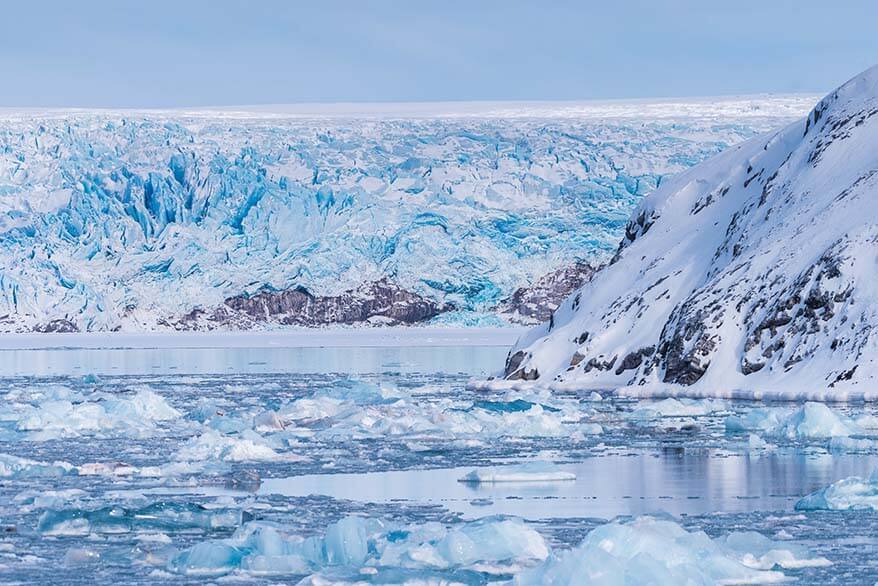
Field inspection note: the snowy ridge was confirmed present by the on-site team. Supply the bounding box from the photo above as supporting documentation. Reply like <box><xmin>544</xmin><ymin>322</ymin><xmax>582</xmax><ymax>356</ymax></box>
<box><xmin>0</xmin><ymin>98</ymin><xmax>805</xmax><ymax>331</ymax></box>
<box><xmin>499</xmin><ymin>66</ymin><xmax>878</xmax><ymax>399</ymax></box>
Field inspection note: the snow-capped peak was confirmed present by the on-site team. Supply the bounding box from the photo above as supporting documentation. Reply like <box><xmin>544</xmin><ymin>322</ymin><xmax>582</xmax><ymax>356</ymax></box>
<box><xmin>504</xmin><ymin>65</ymin><xmax>878</xmax><ymax>399</ymax></box>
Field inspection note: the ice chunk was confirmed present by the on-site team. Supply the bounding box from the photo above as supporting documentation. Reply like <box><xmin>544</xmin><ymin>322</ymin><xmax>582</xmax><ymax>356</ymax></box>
<box><xmin>515</xmin><ymin>516</ymin><xmax>805</xmax><ymax>585</ymax></box>
<box><xmin>12</xmin><ymin>389</ymin><xmax>180</xmax><ymax>440</ymax></box>
<box><xmin>725</xmin><ymin>402</ymin><xmax>860</xmax><ymax>439</ymax></box>
<box><xmin>796</xmin><ymin>473</ymin><xmax>878</xmax><ymax>511</ymax></box>
<box><xmin>169</xmin><ymin>515</ymin><xmax>547</xmax><ymax>578</ymax></box>
<box><xmin>748</xmin><ymin>433</ymin><xmax>774</xmax><ymax>451</ymax></box>
<box><xmin>38</xmin><ymin>502</ymin><xmax>246</xmax><ymax>536</ymax></box>
<box><xmin>459</xmin><ymin>463</ymin><xmax>575</xmax><ymax>483</ymax></box>
<box><xmin>169</xmin><ymin>542</ymin><xmax>244</xmax><ymax>576</ymax></box>
<box><xmin>719</xmin><ymin>531</ymin><xmax>831</xmax><ymax>569</ymax></box>
<box><xmin>176</xmin><ymin>429</ymin><xmax>302</xmax><ymax>462</ymax></box>
<box><xmin>0</xmin><ymin>453</ymin><xmax>75</xmax><ymax>478</ymax></box>
<box><xmin>633</xmin><ymin>397</ymin><xmax>728</xmax><ymax>418</ymax></box>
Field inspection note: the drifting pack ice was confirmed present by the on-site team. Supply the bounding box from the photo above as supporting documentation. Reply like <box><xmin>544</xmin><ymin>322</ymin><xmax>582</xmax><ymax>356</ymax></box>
<box><xmin>504</xmin><ymin>66</ymin><xmax>878</xmax><ymax>399</ymax></box>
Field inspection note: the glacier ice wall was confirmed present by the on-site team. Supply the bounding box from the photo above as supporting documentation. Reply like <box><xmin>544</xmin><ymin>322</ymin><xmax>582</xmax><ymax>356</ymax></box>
<box><xmin>0</xmin><ymin>99</ymin><xmax>810</xmax><ymax>330</ymax></box>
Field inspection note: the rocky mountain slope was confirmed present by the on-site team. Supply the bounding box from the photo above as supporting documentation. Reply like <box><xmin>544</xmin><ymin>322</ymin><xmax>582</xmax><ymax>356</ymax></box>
<box><xmin>0</xmin><ymin>98</ymin><xmax>808</xmax><ymax>331</ymax></box>
<box><xmin>503</xmin><ymin>67</ymin><xmax>878</xmax><ymax>398</ymax></box>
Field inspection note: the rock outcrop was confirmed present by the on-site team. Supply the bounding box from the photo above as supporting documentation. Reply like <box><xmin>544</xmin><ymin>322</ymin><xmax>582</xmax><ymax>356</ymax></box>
<box><xmin>169</xmin><ymin>278</ymin><xmax>452</xmax><ymax>329</ymax></box>
<box><xmin>495</xmin><ymin>261</ymin><xmax>598</xmax><ymax>324</ymax></box>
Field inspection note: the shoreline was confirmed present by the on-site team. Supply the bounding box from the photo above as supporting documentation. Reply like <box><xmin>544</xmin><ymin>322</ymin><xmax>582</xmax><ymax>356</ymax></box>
<box><xmin>0</xmin><ymin>326</ymin><xmax>525</xmax><ymax>351</ymax></box>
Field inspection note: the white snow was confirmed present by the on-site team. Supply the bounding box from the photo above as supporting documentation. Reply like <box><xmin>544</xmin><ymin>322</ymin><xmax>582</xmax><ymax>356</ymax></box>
<box><xmin>501</xmin><ymin>65</ymin><xmax>878</xmax><ymax>399</ymax></box>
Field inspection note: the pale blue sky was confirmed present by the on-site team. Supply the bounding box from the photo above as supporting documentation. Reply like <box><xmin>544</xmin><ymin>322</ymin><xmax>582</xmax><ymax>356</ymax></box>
<box><xmin>1</xmin><ymin>0</ymin><xmax>876</xmax><ymax>107</ymax></box>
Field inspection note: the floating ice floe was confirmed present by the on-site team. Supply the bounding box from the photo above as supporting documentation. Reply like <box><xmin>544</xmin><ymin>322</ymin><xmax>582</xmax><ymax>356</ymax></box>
<box><xmin>0</xmin><ymin>453</ymin><xmax>75</xmax><ymax>478</ymax></box>
<box><xmin>169</xmin><ymin>515</ymin><xmax>548</xmax><ymax>577</ymax></box>
<box><xmin>38</xmin><ymin>502</ymin><xmax>248</xmax><ymax>536</ymax></box>
<box><xmin>276</xmin><ymin>383</ymin><xmax>600</xmax><ymax>441</ymax></box>
<box><xmin>8</xmin><ymin>389</ymin><xmax>181</xmax><ymax>440</ymax></box>
<box><xmin>459</xmin><ymin>463</ymin><xmax>576</xmax><ymax>483</ymax></box>
<box><xmin>632</xmin><ymin>397</ymin><xmax>729</xmax><ymax>419</ymax></box>
<box><xmin>725</xmin><ymin>402</ymin><xmax>862</xmax><ymax>440</ymax></box>
<box><xmin>748</xmin><ymin>433</ymin><xmax>775</xmax><ymax>451</ymax></box>
<box><xmin>176</xmin><ymin>429</ymin><xmax>306</xmax><ymax>463</ymax></box>
<box><xmin>796</xmin><ymin>471</ymin><xmax>878</xmax><ymax>511</ymax></box>
<box><xmin>516</xmin><ymin>516</ymin><xmax>827</xmax><ymax>585</ymax></box>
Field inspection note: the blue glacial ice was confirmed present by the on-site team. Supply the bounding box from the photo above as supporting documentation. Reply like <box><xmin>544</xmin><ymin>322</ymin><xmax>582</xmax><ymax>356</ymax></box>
<box><xmin>517</xmin><ymin>516</ymin><xmax>828</xmax><ymax>585</ymax></box>
<box><xmin>725</xmin><ymin>402</ymin><xmax>863</xmax><ymax>440</ymax></box>
<box><xmin>796</xmin><ymin>471</ymin><xmax>878</xmax><ymax>511</ymax></box>
<box><xmin>168</xmin><ymin>515</ymin><xmax>549</xmax><ymax>577</ymax></box>
<box><xmin>0</xmin><ymin>105</ymin><xmax>805</xmax><ymax>330</ymax></box>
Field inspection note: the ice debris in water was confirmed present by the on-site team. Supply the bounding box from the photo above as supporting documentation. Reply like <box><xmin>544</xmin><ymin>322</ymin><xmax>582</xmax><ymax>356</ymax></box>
<box><xmin>796</xmin><ymin>470</ymin><xmax>878</xmax><ymax>511</ymax></box>
<box><xmin>176</xmin><ymin>429</ymin><xmax>305</xmax><ymax>463</ymax></box>
<box><xmin>459</xmin><ymin>462</ymin><xmax>576</xmax><ymax>483</ymax></box>
<box><xmin>169</xmin><ymin>515</ymin><xmax>548</xmax><ymax>577</ymax></box>
<box><xmin>516</xmin><ymin>516</ymin><xmax>826</xmax><ymax>585</ymax></box>
<box><xmin>632</xmin><ymin>398</ymin><xmax>728</xmax><ymax>418</ymax></box>
<box><xmin>38</xmin><ymin>502</ymin><xmax>248</xmax><ymax>536</ymax></box>
<box><xmin>272</xmin><ymin>380</ymin><xmax>600</xmax><ymax>441</ymax></box>
<box><xmin>7</xmin><ymin>389</ymin><xmax>180</xmax><ymax>440</ymax></box>
<box><xmin>725</xmin><ymin>402</ymin><xmax>861</xmax><ymax>439</ymax></box>
<box><xmin>0</xmin><ymin>453</ymin><xmax>75</xmax><ymax>478</ymax></box>
<box><xmin>748</xmin><ymin>433</ymin><xmax>775</xmax><ymax>451</ymax></box>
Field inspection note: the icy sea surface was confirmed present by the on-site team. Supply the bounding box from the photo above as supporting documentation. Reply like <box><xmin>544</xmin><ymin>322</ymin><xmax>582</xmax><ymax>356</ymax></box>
<box><xmin>1</xmin><ymin>334</ymin><xmax>878</xmax><ymax>584</ymax></box>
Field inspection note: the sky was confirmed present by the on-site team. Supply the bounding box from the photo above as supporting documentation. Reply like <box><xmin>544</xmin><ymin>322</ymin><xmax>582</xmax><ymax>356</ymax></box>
<box><xmin>1</xmin><ymin>0</ymin><xmax>876</xmax><ymax>108</ymax></box>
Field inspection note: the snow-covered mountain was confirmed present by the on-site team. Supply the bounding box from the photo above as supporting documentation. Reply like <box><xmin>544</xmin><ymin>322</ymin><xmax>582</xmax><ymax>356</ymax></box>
<box><xmin>0</xmin><ymin>97</ymin><xmax>810</xmax><ymax>331</ymax></box>
<box><xmin>503</xmin><ymin>66</ymin><xmax>878</xmax><ymax>399</ymax></box>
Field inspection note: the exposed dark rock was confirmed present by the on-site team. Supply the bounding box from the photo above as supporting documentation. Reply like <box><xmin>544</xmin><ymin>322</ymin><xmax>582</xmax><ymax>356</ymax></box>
<box><xmin>173</xmin><ymin>278</ymin><xmax>452</xmax><ymax>329</ymax></box>
<box><xmin>504</xmin><ymin>350</ymin><xmax>540</xmax><ymax>380</ymax></box>
<box><xmin>495</xmin><ymin>261</ymin><xmax>598</xmax><ymax>324</ymax></box>
<box><xmin>583</xmin><ymin>355</ymin><xmax>617</xmax><ymax>373</ymax></box>
<box><xmin>33</xmin><ymin>319</ymin><xmax>78</xmax><ymax>333</ymax></box>
<box><xmin>614</xmin><ymin>346</ymin><xmax>656</xmax><ymax>375</ymax></box>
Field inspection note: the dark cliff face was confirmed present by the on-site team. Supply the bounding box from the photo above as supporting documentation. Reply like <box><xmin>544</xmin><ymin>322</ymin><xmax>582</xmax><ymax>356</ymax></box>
<box><xmin>495</xmin><ymin>261</ymin><xmax>598</xmax><ymax>325</ymax></box>
<box><xmin>168</xmin><ymin>279</ymin><xmax>453</xmax><ymax>330</ymax></box>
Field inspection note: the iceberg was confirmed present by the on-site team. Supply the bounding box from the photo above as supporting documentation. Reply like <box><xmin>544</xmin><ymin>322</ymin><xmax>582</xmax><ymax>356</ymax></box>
<box><xmin>516</xmin><ymin>516</ymin><xmax>825</xmax><ymax>585</ymax></box>
<box><xmin>169</xmin><ymin>515</ymin><xmax>548</xmax><ymax>577</ymax></box>
<box><xmin>725</xmin><ymin>402</ymin><xmax>862</xmax><ymax>440</ymax></box>
<box><xmin>8</xmin><ymin>388</ymin><xmax>180</xmax><ymax>440</ymax></box>
<box><xmin>796</xmin><ymin>472</ymin><xmax>878</xmax><ymax>511</ymax></box>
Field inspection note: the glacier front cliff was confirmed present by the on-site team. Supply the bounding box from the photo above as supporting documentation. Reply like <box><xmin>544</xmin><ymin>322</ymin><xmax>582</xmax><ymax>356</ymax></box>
<box><xmin>0</xmin><ymin>98</ymin><xmax>808</xmax><ymax>331</ymax></box>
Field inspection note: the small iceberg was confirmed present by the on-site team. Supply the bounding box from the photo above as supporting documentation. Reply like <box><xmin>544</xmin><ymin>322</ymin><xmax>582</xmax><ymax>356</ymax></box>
<box><xmin>516</xmin><ymin>515</ymin><xmax>827</xmax><ymax>585</ymax></box>
<box><xmin>725</xmin><ymin>401</ymin><xmax>861</xmax><ymax>440</ymax></box>
<box><xmin>169</xmin><ymin>515</ymin><xmax>548</xmax><ymax>577</ymax></box>
<box><xmin>458</xmin><ymin>463</ymin><xmax>576</xmax><ymax>483</ymax></box>
<box><xmin>796</xmin><ymin>472</ymin><xmax>878</xmax><ymax>511</ymax></box>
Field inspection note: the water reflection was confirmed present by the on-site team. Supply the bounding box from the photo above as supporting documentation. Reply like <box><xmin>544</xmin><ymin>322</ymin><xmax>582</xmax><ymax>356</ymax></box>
<box><xmin>0</xmin><ymin>345</ymin><xmax>509</xmax><ymax>376</ymax></box>
<box><xmin>258</xmin><ymin>449</ymin><xmax>878</xmax><ymax>520</ymax></box>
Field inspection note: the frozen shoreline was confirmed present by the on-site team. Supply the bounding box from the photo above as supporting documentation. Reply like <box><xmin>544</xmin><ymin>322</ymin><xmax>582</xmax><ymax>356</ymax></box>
<box><xmin>0</xmin><ymin>326</ymin><xmax>525</xmax><ymax>351</ymax></box>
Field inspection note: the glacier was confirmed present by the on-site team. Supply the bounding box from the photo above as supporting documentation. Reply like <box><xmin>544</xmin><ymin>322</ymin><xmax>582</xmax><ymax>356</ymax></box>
<box><xmin>498</xmin><ymin>65</ymin><xmax>878</xmax><ymax>398</ymax></box>
<box><xmin>0</xmin><ymin>98</ymin><xmax>811</xmax><ymax>331</ymax></box>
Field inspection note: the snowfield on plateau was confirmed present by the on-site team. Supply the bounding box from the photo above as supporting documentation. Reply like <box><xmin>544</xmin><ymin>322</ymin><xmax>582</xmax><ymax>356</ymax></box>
<box><xmin>501</xmin><ymin>66</ymin><xmax>878</xmax><ymax>399</ymax></box>
<box><xmin>0</xmin><ymin>97</ymin><xmax>810</xmax><ymax>332</ymax></box>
